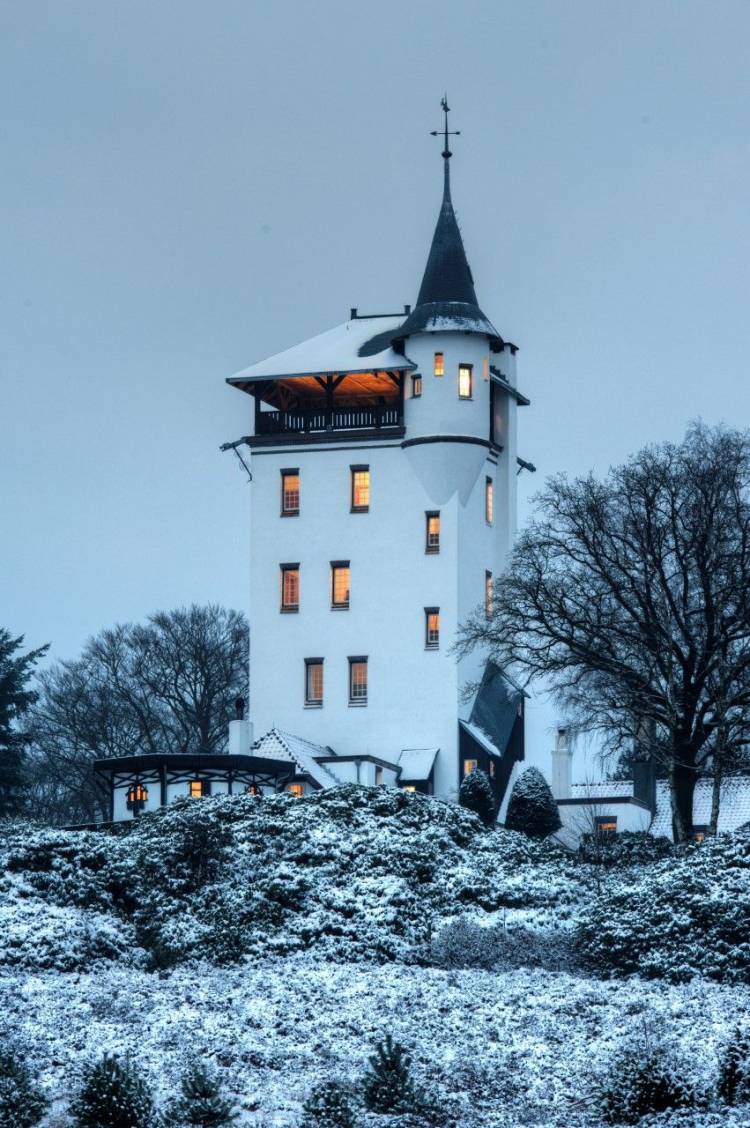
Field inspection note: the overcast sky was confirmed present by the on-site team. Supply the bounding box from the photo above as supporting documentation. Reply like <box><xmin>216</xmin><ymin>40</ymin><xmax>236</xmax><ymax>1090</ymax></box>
<box><xmin>2</xmin><ymin>1</ymin><xmax>749</xmax><ymax>762</ymax></box>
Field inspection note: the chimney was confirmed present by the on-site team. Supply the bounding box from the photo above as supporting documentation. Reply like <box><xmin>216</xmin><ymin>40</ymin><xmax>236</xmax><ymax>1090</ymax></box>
<box><xmin>550</xmin><ymin>726</ymin><xmax>573</xmax><ymax>799</ymax></box>
<box><xmin>228</xmin><ymin>718</ymin><xmax>253</xmax><ymax>755</ymax></box>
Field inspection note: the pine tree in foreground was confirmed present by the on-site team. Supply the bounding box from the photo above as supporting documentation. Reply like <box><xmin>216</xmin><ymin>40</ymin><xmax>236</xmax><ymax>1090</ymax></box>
<box><xmin>718</xmin><ymin>1028</ymin><xmax>750</xmax><ymax>1105</ymax></box>
<box><xmin>166</xmin><ymin>1062</ymin><xmax>237</xmax><ymax>1126</ymax></box>
<box><xmin>301</xmin><ymin>1080</ymin><xmax>356</xmax><ymax>1128</ymax></box>
<box><xmin>0</xmin><ymin>1045</ymin><xmax>46</xmax><ymax>1128</ymax></box>
<box><xmin>363</xmin><ymin>1035</ymin><xmax>422</xmax><ymax>1115</ymax></box>
<box><xmin>458</xmin><ymin>768</ymin><xmax>496</xmax><ymax>827</ymax></box>
<box><xmin>70</xmin><ymin>1054</ymin><xmax>156</xmax><ymax>1128</ymax></box>
<box><xmin>504</xmin><ymin>766</ymin><xmax>561</xmax><ymax>838</ymax></box>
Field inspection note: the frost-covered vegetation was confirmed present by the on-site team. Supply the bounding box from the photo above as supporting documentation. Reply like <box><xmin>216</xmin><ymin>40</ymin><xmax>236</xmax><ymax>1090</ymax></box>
<box><xmin>1</xmin><ymin>785</ymin><xmax>750</xmax><ymax>1126</ymax></box>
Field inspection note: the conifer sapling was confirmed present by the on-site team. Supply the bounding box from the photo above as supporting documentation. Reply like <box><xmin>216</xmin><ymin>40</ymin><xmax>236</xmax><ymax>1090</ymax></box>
<box><xmin>167</xmin><ymin>1061</ymin><xmax>237</xmax><ymax>1127</ymax></box>
<box><xmin>0</xmin><ymin>1045</ymin><xmax>46</xmax><ymax>1128</ymax></box>
<box><xmin>458</xmin><ymin>768</ymin><xmax>496</xmax><ymax>827</ymax></box>
<box><xmin>70</xmin><ymin>1054</ymin><xmax>156</xmax><ymax>1128</ymax></box>
<box><xmin>301</xmin><ymin>1080</ymin><xmax>356</xmax><ymax>1128</ymax></box>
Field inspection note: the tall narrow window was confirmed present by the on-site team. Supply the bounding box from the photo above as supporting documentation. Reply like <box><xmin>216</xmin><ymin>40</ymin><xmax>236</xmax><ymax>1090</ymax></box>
<box><xmin>305</xmin><ymin>659</ymin><xmax>324</xmax><ymax>706</ymax></box>
<box><xmin>482</xmin><ymin>355</ymin><xmax>490</xmax><ymax>380</ymax></box>
<box><xmin>281</xmin><ymin>469</ymin><xmax>300</xmax><ymax>516</ymax></box>
<box><xmin>280</xmin><ymin>564</ymin><xmax>300</xmax><ymax>612</ymax></box>
<box><xmin>350</xmin><ymin>465</ymin><xmax>370</xmax><ymax>512</ymax></box>
<box><xmin>458</xmin><ymin>364</ymin><xmax>473</xmax><ymax>399</ymax></box>
<box><xmin>425</xmin><ymin>608</ymin><xmax>440</xmax><ymax>649</ymax></box>
<box><xmin>485</xmin><ymin>570</ymin><xmax>493</xmax><ymax>619</ymax></box>
<box><xmin>434</xmin><ymin>352</ymin><xmax>444</xmax><ymax>376</ymax></box>
<box><xmin>331</xmin><ymin>561</ymin><xmax>350</xmax><ymax>609</ymax></box>
<box><xmin>425</xmin><ymin>511</ymin><xmax>440</xmax><ymax>554</ymax></box>
<box><xmin>463</xmin><ymin>758</ymin><xmax>478</xmax><ymax>777</ymax></box>
<box><xmin>485</xmin><ymin>477</ymin><xmax>494</xmax><ymax>525</ymax></box>
<box><xmin>412</xmin><ymin>373</ymin><xmax>422</xmax><ymax>397</ymax></box>
<box><xmin>349</xmin><ymin>656</ymin><xmax>368</xmax><ymax>704</ymax></box>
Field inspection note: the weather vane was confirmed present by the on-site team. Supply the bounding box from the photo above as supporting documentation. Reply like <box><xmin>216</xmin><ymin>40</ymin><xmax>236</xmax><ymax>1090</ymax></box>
<box><xmin>430</xmin><ymin>96</ymin><xmax>460</xmax><ymax>160</ymax></box>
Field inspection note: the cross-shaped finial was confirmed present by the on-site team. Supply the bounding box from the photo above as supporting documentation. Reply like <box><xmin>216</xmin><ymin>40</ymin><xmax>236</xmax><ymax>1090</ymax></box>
<box><xmin>430</xmin><ymin>96</ymin><xmax>460</xmax><ymax>160</ymax></box>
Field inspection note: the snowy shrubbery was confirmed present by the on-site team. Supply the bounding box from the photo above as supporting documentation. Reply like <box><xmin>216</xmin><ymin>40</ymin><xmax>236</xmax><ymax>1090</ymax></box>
<box><xmin>599</xmin><ymin>1042</ymin><xmax>705</xmax><ymax>1124</ymax></box>
<box><xmin>458</xmin><ymin>769</ymin><xmax>496</xmax><ymax>826</ymax></box>
<box><xmin>577</xmin><ymin>830</ymin><xmax>675</xmax><ymax>867</ymax></box>
<box><xmin>504</xmin><ymin>766</ymin><xmax>562</xmax><ymax>838</ymax></box>
<box><xmin>577</xmin><ymin>829</ymin><xmax>750</xmax><ymax>982</ymax></box>
<box><xmin>0</xmin><ymin>1043</ymin><xmax>46</xmax><ymax>1128</ymax></box>
<box><xmin>430</xmin><ymin>915</ymin><xmax>576</xmax><ymax>973</ymax></box>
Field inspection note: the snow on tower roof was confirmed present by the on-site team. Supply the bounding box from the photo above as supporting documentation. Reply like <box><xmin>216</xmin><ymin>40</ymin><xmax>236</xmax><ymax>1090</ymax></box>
<box><xmin>227</xmin><ymin>317</ymin><xmax>415</xmax><ymax>385</ymax></box>
<box><xmin>252</xmin><ymin>728</ymin><xmax>342</xmax><ymax>790</ymax></box>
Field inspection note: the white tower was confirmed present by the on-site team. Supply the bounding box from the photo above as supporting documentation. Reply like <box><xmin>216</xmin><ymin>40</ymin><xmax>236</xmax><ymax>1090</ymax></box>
<box><xmin>227</xmin><ymin>103</ymin><xmax>530</xmax><ymax>805</ymax></box>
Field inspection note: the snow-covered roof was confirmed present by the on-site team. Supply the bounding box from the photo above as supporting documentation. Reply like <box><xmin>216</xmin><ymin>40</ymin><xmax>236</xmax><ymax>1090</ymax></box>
<box><xmin>459</xmin><ymin>721</ymin><xmax>501</xmax><ymax>760</ymax></box>
<box><xmin>397</xmin><ymin>748</ymin><xmax>438</xmax><ymax>782</ymax></box>
<box><xmin>569</xmin><ymin>781</ymin><xmax>635</xmax><ymax>800</ymax></box>
<box><xmin>252</xmin><ymin>728</ymin><xmax>341</xmax><ymax>790</ymax></box>
<box><xmin>650</xmin><ymin>777</ymin><xmax>750</xmax><ymax>839</ymax></box>
<box><xmin>228</xmin><ymin>317</ymin><xmax>415</xmax><ymax>384</ymax></box>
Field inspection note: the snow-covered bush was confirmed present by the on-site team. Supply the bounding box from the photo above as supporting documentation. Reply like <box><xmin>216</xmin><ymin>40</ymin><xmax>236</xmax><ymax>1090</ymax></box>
<box><xmin>599</xmin><ymin>1043</ymin><xmax>703</xmax><ymax>1124</ymax></box>
<box><xmin>430</xmin><ymin>915</ymin><xmax>576</xmax><ymax>973</ymax></box>
<box><xmin>70</xmin><ymin>1054</ymin><xmax>157</xmax><ymax>1128</ymax></box>
<box><xmin>0</xmin><ymin>1043</ymin><xmax>46</xmax><ymax>1128</ymax></box>
<box><xmin>504</xmin><ymin>768</ymin><xmax>561</xmax><ymax>838</ymax></box>
<box><xmin>0</xmin><ymin>898</ymin><xmax>135</xmax><ymax>971</ymax></box>
<box><xmin>362</xmin><ymin>1035</ymin><xmax>430</xmax><ymax>1118</ymax></box>
<box><xmin>718</xmin><ymin>1028</ymin><xmax>750</xmax><ymax>1105</ymax></box>
<box><xmin>430</xmin><ymin>917</ymin><xmax>504</xmax><ymax>970</ymax></box>
<box><xmin>301</xmin><ymin>1081</ymin><xmax>356</xmax><ymax>1128</ymax></box>
<box><xmin>164</xmin><ymin>1061</ymin><xmax>236</xmax><ymax>1126</ymax></box>
<box><xmin>458</xmin><ymin>769</ymin><xmax>496</xmax><ymax>827</ymax></box>
<box><xmin>577</xmin><ymin>830</ymin><xmax>675</xmax><ymax>867</ymax></box>
<box><xmin>577</xmin><ymin>829</ymin><xmax>750</xmax><ymax>982</ymax></box>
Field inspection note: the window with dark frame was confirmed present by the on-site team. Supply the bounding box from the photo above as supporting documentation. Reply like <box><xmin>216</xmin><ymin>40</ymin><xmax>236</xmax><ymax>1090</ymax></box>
<box><xmin>349</xmin><ymin>656</ymin><xmax>368</xmax><ymax>704</ymax></box>
<box><xmin>425</xmin><ymin>511</ymin><xmax>440</xmax><ymax>554</ymax></box>
<box><xmin>280</xmin><ymin>563</ymin><xmax>300</xmax><ymax>612</ymax></box>
<box><xmin>434</xmin><ymin>352</ymin><xmax>444</xmax><ymax>376</ymax></box>
<box><xmin>305</xmin><ymin>659</ymin><xmax>324</xmax><ymax>706</ymax></box>
<box><xmin>331</xmin><ymin>561</ymin><xmax>350</xmax><ymax>608</ymax></box>
<box><xmin>281</xmin><ymin>469</ymin><xmax>300</xmax><ymax>516</ymax></box>
<box><xmin>189</xmin><ymin>779</ymin><xmax>210</xmax><ymax>798</ymax></box>
<box><xmin>425</xmin><ymin>607</ymin><xmax>440</xmax><ymax>649</ymax></box>
<box><xmin>412</xmin><ymin>373</ymin><xmax>422</xmax><ymax>397</ymax></box>
<box><xmin>463</xmin><ymin>758</ymin><xmax>478</xmax><ymax>777</ymax></box>
<box><xmin>350</xmin><ymin>465</ymin><xmax>370</xmax><ymax>512</ymax></box>
<box><xmin>458</xmin><ymin>364</ymin><xmax>473</xmax><ymax>399</ymax></box>
<box><xmin>485</xmin><ymin>570</ymin><xmax>493</xmax><ymax>619</ymax></box>
<box><xmin>595</xmin><ymin>816</ymin><xmax>618</xmax><ymax>840</ymax></box>
<box><xmin>485</xmin><ymin>477</ymin><xmax>494</xmax><ymax>525</ymax></box>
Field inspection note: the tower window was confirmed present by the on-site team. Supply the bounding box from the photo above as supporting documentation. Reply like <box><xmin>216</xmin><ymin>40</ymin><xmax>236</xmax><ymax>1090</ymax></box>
<box><xmin>434</xmin><ymin>352</ymin><xmax>444</xmax><ymax>377</ymax></box>
<box><xmin>350</xmin><ymin>465</ymin><xmax>370</xmax><ymax>512</ymax></box>
<box><xmin>305</xmin><ymin>659</ymin><xmax>324</xmax><ymax>706</ymax></box>
<box><xmin>485</xmin><ymin>570</ymin><xmax>493</xmax><ymax>619</ymax></box>
<box><xmin>425</xmin><ymin>608</ymin><xmax>440</xmax><ymax>649</ymax></box>
<box><xmin>281</xmin><ymin>469</ymin><xmax>300</xmax><ymax>516</ymax></box>
<box><xmin>485</xmin><ymin>477</ymin><xmax>494</xmax><ymax>525</ymax></box>
<box><xmin>483</xmin><ymin>356</ymin><xmax>490</xmax><ymax>380</ymax></box>
<box><xmin>425</xmin><ymin>512</ymin><xmax>440</xmax><ymax>554</ymax></box>
<box><xmin>189</xmin><ymin>779</ymin><xmax>210</xmax><ymax>798</ymax></box>
<box><xmin>280</xmin><ymin>564</ymin><xmax>300</xmax><ymax>612</ymax></box>
<box><xmin>458</xmin><ymin>364</ymin><xmax>473</xmax><ymax>399</ymax></box>
<box><xmin>412</xmin><ymin>373</ymin><xmax>422</xmax><ymax>397</ymax></box>
<box><xmin>348</xmin><ymin>656</ymin><xmax>368</xmax><ymax>705</ymax></box>
<box><xmin>331</xmin><ymin>561</ymin><xmax>350</xmax><ymax>609</ymax></box>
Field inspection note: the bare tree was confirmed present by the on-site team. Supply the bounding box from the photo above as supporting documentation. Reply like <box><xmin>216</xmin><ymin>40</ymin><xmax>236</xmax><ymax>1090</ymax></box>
<box><xmin>458</xmin><ymin>424</ymin><xmax>750</xmax><ymax>843</ymax></box>
<box><xmin>28</xmin><ymin>605</ymin><xmax>248</xmax><ymax>823</ymax></box>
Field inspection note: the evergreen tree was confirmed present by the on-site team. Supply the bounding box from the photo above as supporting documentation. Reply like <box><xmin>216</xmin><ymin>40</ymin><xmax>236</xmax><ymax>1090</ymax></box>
<box><xmin>504</xmin><ymin>767</ymin><xmax>561</xmax><ymax>838</ymax></box>
<box><xmin>301</xmin><ymin>1081</ymin><xmax>356</xmax><ymax>1128</ymax></box>
<box><xmin>0</xmin><ymin>1044</ymin><xmax>46</xmax><ymax>1128</ymax></box>
<box><xmin>718</xmin><ymin>1028</ymin><xmax>750</xmax><ymax>1105</ymax></box>
<box><xmin>362</xmin><ymin>1035</ymin><xmax>421</xmax><ymax>1115</ymax></box>
<box><xmin>70</xmin><ymin>1054</ymin><xmax>156</xmax><ymax>1128</ymax></box>
<box><xmin>166</xmin><ymin>1062</ymin><xmax>237</xmax><ymax>1127</ymax></box>
<box><xmin>0</xmin><ymin>629</ymin><xmax>48</xmax><ymax>817</ymax></box>
<box><xmin>458</xmin><ymin>768</ymin><xmax>496</xmax><ymax>827</ymax></box>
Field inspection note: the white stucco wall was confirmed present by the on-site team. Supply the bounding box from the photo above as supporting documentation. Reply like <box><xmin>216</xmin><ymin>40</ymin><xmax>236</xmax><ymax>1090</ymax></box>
<box><xmin>558</xmin><ymin>800</ymin><xmax>652</xmax><ymax>840</ymax></box>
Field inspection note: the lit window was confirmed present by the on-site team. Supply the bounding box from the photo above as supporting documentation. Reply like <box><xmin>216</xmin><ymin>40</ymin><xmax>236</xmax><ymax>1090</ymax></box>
<box><xmin>280</xmin><ymin>564</ymin><xmax>300</xmax><ymax>612</ymax></box>
<box><xmin>434</xmin><ymin>352</ymin><xmax>444</xmax><ymax>377</ymax></box>
<box><xmin>305</xmin><ymin>659</ymin><xmax>324</xmax><ymax>706</ymax></box>
<box><xmin>189</xmin><ymin>779</ymin><xmax>209</xmax><ymax>798</ymax></box>
<box><xmin>595</xmin><ymin>816</ymin><xmax>618</xmax><ymax>839</ymax></box>
<box><xmin>281</xmin><ymin>469</ymin><xmax>300</xmax><ymax>516</ymax></box>
<box><xmin>351</xmin><ymin>465</ymin><xmax>370</xmax><ymax>512</ymax></box>
<box><xmin>463</xmin><ymin>759</ymin><xmax>478</xmax><ymax>776</ymax></box>
<box><xmin>458</xmin><ymin>364</ymin><xmax>473</xmax><ymax>399</ymax></box>
<box><xmin>482</xmin><ymin>356</ymin><xmax>489</xmax><ymax>380</ymax></box>
<box><xmin>331</xmin><ymin>562</ymin><xmax>350</xmax><ymax>609</ymax></box>
<box><xmin>246</xmin><ymin>783</ymin><xmax>261</xmax><ymax>796</ymax></box>
<box><xmin>425</xmin><ymin>608</ymin><xmax>440</xmax><ymax>649</ymax></box>
<box><xmin>412</xmin><ymin>373</ymin><xmax>422</xmax><ymax>397</ymax></box>
<box><xmin>402</xmin><ymin>784</ymin><xmax>417</xmax><ymax>792</ymax></box>
<box><xmin>692</xmin><ymin>825</ymin><xmax>710</xmax><ymax>844</ymax></box>
<box><xmin>349</xmin><ymin>656</ymin><xmax>368</xmax><ymax>705</ymax></box>
<box><xmin>425</xmin><ymin>511</ymin><xmax>440</xmax><ymax>554</ymax></box>
<box><xmin>287</xmin><ymin>783</ymin><xmax>305</xmax><ymax>798</ymax></box>
<box><xmin>126</xmin><ymin>783</ymin><xmax>148</xmax><ymax>811</ymax></box>
<box><xmin>485</xmin><ymin>477</ymin><xmax>494</xmax><ymax>525</ymax></box>
<box><xmin>485</xmin><ymin>570</ymin><xmax>493</xmax><ymax>619</ymax></box>
<box><xmin>374</xmin><ymin>766</ymin><xmax>384</xmax><ymax>786</ymax></box>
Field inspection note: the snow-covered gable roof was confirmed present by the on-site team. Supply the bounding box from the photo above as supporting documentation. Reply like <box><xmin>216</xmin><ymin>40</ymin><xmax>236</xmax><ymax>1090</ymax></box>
<box><xmin>397</xmin><ymin>748</ymin><xmax>438</xmax><ymax>782</ymax></box>
<box><xmin>228</xmin><ymin>317</ymin><xmax>415</xmax><ymax>384</ymax></box>
<box><xmin>252</xmin><ymin>728</ymin><xmax>341</xmax><ymax>790</ymax></box>
<box><xmin>650</xmin><ymin>777</ymin><xmax>750</xmax><ymax>839</ymax></box>
<box><xmin>459</xmin><ymin>721</ymin><xmax>501</xmax><ymax>760</ymax></box>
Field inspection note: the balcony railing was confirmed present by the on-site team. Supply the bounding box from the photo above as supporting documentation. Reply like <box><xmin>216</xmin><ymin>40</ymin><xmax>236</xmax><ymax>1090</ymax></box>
<box><xmin>256</xmin><ymin>404</ymin><xmax>403</xmax><ymax>436</ymax></box>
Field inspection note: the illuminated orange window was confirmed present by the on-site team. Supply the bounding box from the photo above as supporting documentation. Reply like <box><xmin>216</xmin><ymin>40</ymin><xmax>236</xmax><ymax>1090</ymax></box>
<box><xmin>483</xmin><ymin>356</ymin><xmax>490</xmax><ymax>380</ymax></box>
<box><xmin>458</xmin><ymin>364</ymin><xmax>473</xmax><ymax>399</ymax></box>
<box><xmin>463</xmin><ymin>759</ymin><xmax>478</xmax><ymax>776</ymax></box>
<box><xmin>280</xmin><ymin>564</ymin><xmax>299</xmax><ymax>611</ymax></box>
<box><xmin>434</xmin><ymin>352</ymin><xmax>444</xmax><ymax>377</ymax></box>
<box><xmin>189</xmin><ymin>779</ymin><xmax>208</xmax><ymax>798</ymax></box>
<box><xmin>331</xmin><ymin>562</ymin><xmax>350</xmax><ymax>608</ymax></box>
<box><xmin>402</xmin><ymin>784</ymin><xmax>417</xmax><ymax>793</ymax></box>
<box><xmin>281</xmin><ymin>469</ymin><xmax>300</xmax><ymax>515</ymax></box>
<box><xmin>485</xmin><ymin>570</ymin><xmax>493</xmax><ymax>619</ymax></box>
<box><xmin>485</xmin><ymin>478</ymin><xmax>494</xmax><ymax>525</ymax></box>
<box><xmin>595</xmin><ymin>816</ymin><xmax>618</xmax><ymax>839</ymax></box>
<box><xmin>349</xmin><ymin>657</ymin><xmax>368</xmax><ymax>704</ymax></box>
<box><xmin>305</xmin><ymin>659</ymin><xmax>324</xmax><ymax>706</ymax></box>
<box><xmin>425</xmin><ymin>511</ymin><xmax>440</xmax><ymax>554</ymax></box>
<box><xmin>351</xmin><ymin>466</ymin><xmax>370</xmax><ymax>512</ymax></box>
<box><xmin>425</xmin><ymin>608</ymin><xmax>440</xmax><ymax>649</ymax></box>
<box><xmin>287</xmin><ymin>783</ymin><xmax>305</xmax><ymax>798</ymax></box>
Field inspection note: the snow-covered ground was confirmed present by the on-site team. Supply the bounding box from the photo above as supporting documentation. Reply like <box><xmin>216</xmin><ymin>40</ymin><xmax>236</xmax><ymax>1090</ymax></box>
<box><xmin>3</xmin><ymin>957</ymin><xmax>749</xmax><ymax>1126</ymax></box>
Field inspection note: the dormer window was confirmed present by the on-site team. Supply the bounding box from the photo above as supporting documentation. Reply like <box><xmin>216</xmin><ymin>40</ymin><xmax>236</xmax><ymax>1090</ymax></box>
<box><xmin>458</xmin><ymin>364</ymin><xmax>473</xmax><ymax>399</ymax></box>
<box><xmin>281</xmin><ymin>469</ymin><xmax>300</xmax><ymax>516</ymax></box>
<box><xmin>434</xmin><ymin>352</ymin><xmax>444</xmax><ymax>377</ymax></box>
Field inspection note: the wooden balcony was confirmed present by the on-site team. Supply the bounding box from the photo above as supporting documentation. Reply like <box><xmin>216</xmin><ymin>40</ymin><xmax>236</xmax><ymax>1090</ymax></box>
<box><xmin>250</xmin><ymin>402</ymin><xmax>405</xmax><ymax>446</ymax></box>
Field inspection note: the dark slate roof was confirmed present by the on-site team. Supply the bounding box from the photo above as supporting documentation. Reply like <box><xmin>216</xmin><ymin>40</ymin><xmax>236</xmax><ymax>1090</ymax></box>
<box><xmin>467</xmin><ymin>661</ymin><xmax>524</xmax><ymax>758</ymax></box>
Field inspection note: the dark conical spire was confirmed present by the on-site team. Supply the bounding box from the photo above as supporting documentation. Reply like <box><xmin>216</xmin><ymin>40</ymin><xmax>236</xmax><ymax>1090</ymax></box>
<box><xmin>415</xmin><ymin>154</ymin><xmax>479</xmax><ymax>308</ymax></box>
